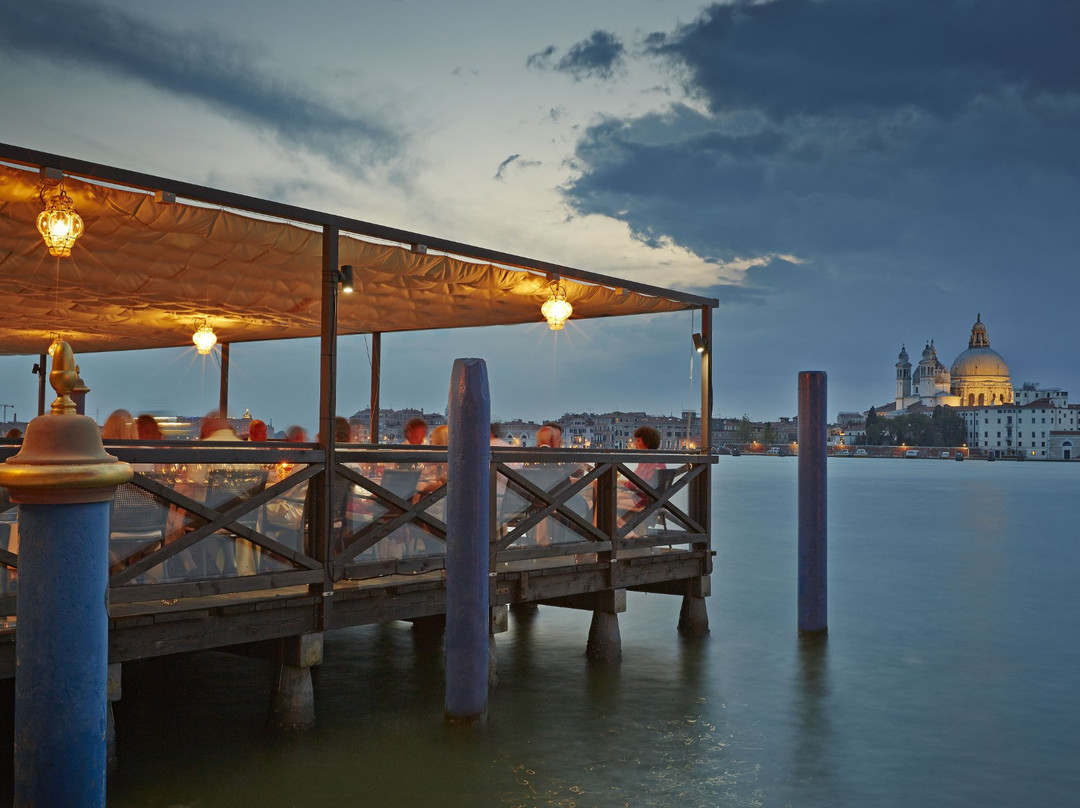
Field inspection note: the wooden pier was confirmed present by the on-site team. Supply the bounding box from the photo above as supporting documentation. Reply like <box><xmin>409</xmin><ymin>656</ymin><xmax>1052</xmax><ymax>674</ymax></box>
<box><xmin>0</xmin><ymin>442</ymin><xmax>712</xmax><ymax>676</ymax></box>
<box><xmin>0</xmin><ymin>142</ymin><xmax>716</xmax><ymax>706</ymax></box>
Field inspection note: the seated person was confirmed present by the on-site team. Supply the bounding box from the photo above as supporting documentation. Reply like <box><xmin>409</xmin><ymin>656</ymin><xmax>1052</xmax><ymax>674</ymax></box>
<box><xmin>417</xmin><ymin>423</ymin><xmax>448</xmax><ymax>496</ymax></box>
<box><xmin>247</xmin><ymin>418</ymin><xmax>268</xmax><ymax>442</ymax></box>
<box><xmin>490</xmin><ymin>423</ymin><xmax>510</xmax><ymax>446</ymax></box>
<box><xmin>102</xmin><ymin>409</ymin><xmax>137</xmax><ymax>440</ymax></box>
<box><xmin>617</xmin><ymin>425</ymin><xmax>665</xmax><ymax>531</ymax></box>
<box><xmin>535</xmin><ymin>422</ymin><xmax>562</xmax><ymax>448</ymax></box>
<box><xmin>136</xmin><ymin>413</ymin><xmax>164</xmax><ymax>441</ymax></box>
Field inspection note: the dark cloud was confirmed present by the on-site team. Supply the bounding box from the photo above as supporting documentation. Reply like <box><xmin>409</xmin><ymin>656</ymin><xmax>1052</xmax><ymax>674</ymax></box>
<box><xmin>647</xmin><ymin>0</ymin><xmax>1080</xmax><ymax>120</ymax></box>
<box><xmin>528</xmin><ymin>31</ymin><xmax>625</xmax><ymax>81</ymax></box>
<box><xmin>0</xmin><ymin>0</ymin><xmax>397</xmax><ymax>174</ymax></box>
<box><xmin>565</xmin><ymin>0</ymin><xmax>1080</xmax><ymax>277</ymax></box>
<box><xmin>563</xmin><ymin>0</ymin><xmax>1080</xmax><ymax>413</ymax></box>
<box><xmin>494</xmin><ymin>154</ymin><xmax>541</xmax><ymax>180</ymax></box>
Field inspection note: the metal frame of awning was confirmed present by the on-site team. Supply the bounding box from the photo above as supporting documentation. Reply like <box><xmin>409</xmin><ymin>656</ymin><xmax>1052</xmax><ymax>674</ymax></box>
<box><xmin>0</xmin><ymin>142</ymin><xmax>716</xmax><ymax>453</ymax></box>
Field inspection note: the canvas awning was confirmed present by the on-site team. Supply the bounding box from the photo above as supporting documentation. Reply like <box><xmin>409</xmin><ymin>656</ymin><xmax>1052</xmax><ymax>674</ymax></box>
<box><xmin>0</xmin><ymin>145</ymin><xmax>715</xmax><ymax>357</ymax></box>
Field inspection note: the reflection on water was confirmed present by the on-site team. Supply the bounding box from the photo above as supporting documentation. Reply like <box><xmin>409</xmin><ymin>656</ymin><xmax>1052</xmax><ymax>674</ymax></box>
<box><xmin>2</xmin><ymin>457</ymin><xmax>1079</xmax><ymax>806</ymax></box>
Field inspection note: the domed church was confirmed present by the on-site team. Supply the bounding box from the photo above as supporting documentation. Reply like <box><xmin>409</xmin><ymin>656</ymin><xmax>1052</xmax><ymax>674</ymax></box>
<box><xmin>893</xmin><ymin>314</ymin><xmax>1013</xmax><ymax>411</ymax></box>
<box><xmin>950</xmin><ymin>314</ymin><xmax>1014</xmax><ymax>406</ymax></box>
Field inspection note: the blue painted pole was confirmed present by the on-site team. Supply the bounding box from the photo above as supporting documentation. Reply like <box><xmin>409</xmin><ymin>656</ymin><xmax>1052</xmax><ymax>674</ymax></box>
<box><xmin>15</xmin><ymin>502</ymin><xmax>110</xmax><ymax>806</ymax></box>
<box><xmin>444</xmin><ymin>358</ymin><xmax>491</xmax><ymax>722</ymax></box>
<box><xmin>0</xmin><ymin>341</ymin><xmax>131</xmax><ymax>808</ymax></box>
<box><xmin>798</xmin><ymin>371</ymin><xmax>828</xmax><ymax>635</ymax></box>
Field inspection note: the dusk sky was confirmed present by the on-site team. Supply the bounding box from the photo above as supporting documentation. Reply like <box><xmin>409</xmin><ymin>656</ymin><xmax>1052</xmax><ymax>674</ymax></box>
<box><xmin>2</xmin><ymin>0</ymin><xmax>1078</xmax><ymax>434</ymax></box>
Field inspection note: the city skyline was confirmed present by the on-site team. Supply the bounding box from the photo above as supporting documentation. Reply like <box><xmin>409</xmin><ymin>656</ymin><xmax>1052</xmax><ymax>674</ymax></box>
<box><xmin>2</xmin><ymin>1</ymin><xmax>1079</xmax><ymax>431</ymax></box>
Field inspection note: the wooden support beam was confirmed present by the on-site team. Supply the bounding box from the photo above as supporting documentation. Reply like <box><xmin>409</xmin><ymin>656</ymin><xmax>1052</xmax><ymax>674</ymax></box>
<box><xmin>539</xmin><ymin>588</ymin><xmax>625</xmax><ymax>614</ymax></box>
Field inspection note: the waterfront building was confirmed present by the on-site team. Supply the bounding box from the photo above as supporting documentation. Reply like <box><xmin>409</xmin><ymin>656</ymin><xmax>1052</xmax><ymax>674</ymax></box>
<box><xmin>867</xmin><ymin>313</ymin><xmax>1080</xmax><ymax>458</ymax></box>
<box><xmin>949</xmin><ymin>314</ymin><xmax>1014</xmax><ymax>407</ymax></box>
<box><xmin>957</xmin><ymin>400</ymin><xmax>1079</xmax><ymax>459</ymax></box>
<box><xmin>1014</xmin><ymin>382</ymin><xmax>1069</xmax><ymax>407</ymax></box>
<box><xmin>350</xmin><ymin>408</ymin><xmax>446</xmax><ymax>443</ymax></box>
<box><xmin>888</xmin><ymin>314</ymin><xmax>1013</xmax><ymax>413</ymax></box>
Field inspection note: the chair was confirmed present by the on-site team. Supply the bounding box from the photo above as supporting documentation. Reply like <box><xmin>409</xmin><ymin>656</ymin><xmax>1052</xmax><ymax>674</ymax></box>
<box><xmin>621</xmin><ymin>464</ymin><xmax>688</xmax><ymax>536</ymax></box>
<box><xmin>376</xmin><ymin>468</ymin><xmax>422</xmax><ymax>556</ymax></box>
<box><xmin>499</xmin><ymin>465</ymin><xmax>575</xmax><ymax>546</ymax></box>
<box><xmin>109</xmin><ymin>482</ymin><xmax>170</xmax><ymax>569</ymax></box>
<box><xmin>202</xmin><ymin>468</ymin><xmax>269</xmax><ymax>575</ymax></box>
<box><xmin>651</xmin><ymin>467</ymin><xmax>682</xmax><ymax>532</ymax></box>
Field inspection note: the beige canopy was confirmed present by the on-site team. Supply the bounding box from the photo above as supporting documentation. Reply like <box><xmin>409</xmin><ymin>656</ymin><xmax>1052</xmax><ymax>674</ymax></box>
<box><xmin>0</xmin><ymin>147</ymin><xmax>714</xmax><ymax>357</ymax></box>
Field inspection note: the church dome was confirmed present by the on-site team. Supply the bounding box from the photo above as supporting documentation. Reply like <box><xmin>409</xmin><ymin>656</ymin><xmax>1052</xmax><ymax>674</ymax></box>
<box><xmin>950</xmin><ymin>346</ymin><xmax>1010</xmax><ymax>379</ymax></box>
<box><xmin>950</xmin><ymin>314</ymin><xmax>1010</xmax><ymax>379</ymax></box>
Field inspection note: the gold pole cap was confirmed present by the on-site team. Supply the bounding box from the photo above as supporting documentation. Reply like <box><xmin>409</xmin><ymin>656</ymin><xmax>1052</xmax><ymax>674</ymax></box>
<box><xmin>0</xmin><ymin>341</ymin><xmax>131</xmax><ymax>504</ymax></box>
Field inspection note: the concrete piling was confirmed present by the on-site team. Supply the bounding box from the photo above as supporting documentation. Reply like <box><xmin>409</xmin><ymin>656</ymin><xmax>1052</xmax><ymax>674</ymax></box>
<box><xmin>268</xmin><ymin>633</ymin><xmax>322</xmax><ymax>731</ymax></box>
<box><xmin>586</xmin><ymin>589</ymin><xmax>625</xmax><ymax>663</ymax></box>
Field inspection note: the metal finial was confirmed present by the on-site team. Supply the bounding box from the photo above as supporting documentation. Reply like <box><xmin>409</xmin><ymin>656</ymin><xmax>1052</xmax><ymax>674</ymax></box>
<box><xmin>48</xmin><ymin>340</ymin><xmax>79</xmax><ymax>415</ymax></box>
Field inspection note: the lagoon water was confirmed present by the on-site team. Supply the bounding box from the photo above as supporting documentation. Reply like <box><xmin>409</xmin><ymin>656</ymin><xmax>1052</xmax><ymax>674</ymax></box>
<box><xmin>7</xmin><ymin>455</ymin><xmax>1080</xmax><ymax>806</ymax></box>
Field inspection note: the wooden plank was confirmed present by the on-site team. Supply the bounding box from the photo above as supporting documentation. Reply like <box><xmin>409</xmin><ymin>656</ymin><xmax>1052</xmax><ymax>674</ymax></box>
<box><xmin>108</xmin><ymin>569</ymin><xmax>323</xmax><ymax>604</ymax></box>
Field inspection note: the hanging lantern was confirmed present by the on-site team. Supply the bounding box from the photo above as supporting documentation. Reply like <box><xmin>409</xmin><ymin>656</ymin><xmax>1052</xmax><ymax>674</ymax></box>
<box><xmin>541</xmin><ymin>284</ymin><xmax>573</xmax><ymax>331</ymax></box>
<box><xmin>36</xmin><ymin>183</ymin><xmax>85</xmax><ymax>257</ymax></box>
<box><xmin>192</xmin><ymin>318</ymin><xmax>217</xmax><ymax>355</ymax></box>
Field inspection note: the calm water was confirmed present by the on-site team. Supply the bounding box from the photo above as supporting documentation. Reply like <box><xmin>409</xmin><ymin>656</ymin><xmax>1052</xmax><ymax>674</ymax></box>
<box><xmin>6</xmin><ymin>456</ymin><xmax>1080</xmax><ymax>806</ymax></box>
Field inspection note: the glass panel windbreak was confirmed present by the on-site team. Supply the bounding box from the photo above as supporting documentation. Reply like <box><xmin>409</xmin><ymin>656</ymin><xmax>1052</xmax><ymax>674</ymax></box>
<box><xmin>106</xmin><ymin>451</ymin><xmax>319</xmax><ymax>587</ymax></box>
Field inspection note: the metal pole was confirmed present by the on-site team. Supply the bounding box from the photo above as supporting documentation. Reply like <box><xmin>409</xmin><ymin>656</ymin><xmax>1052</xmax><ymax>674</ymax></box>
<box><xmin>0</xmin><ymin>342</ymin><xmax>131</xmax><ymax>808</ymax></box>
<box><xmin>798</xmin><ymin>371</ymin><xmax>828</xmax><ymax>635</ymax></box>
<box><xmin>445</xmin><ymin>358</ymin><xmax>491</xmax><ymax>723</ymax></box>
<box><xmin>218</xmin><ymin>342</ymin><xmax>230</xmax><ymax>417</ymax></box>
<box><xmin>312</xmin><ymin>225</ymin><xmax>339</xmax><ymax>629</ymax></box>
<box><xmin>699</xmin><ymin>305</ymin><xmax>712</xmax><ymax>453</ymax></box>
<box><xmin>369</xmin><ymin>332</ymin><xmax>381</xmax><ymax>443</ymax></box>
<box><xmin>36</xmin><ymin>353</ymin><xmax>46</xmax><ymax>416</ymax></box>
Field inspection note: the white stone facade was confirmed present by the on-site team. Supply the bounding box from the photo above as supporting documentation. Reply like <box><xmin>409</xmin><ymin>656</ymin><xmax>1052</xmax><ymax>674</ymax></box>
<box><xmin>959</xmin><ymin>402</ymin><xmax>1079</xmax><ymax>458</ymax></box>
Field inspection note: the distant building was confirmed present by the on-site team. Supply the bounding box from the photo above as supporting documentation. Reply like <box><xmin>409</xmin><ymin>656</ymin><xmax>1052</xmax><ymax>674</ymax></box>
<box><xmin>889</xmin><ymin>314</ymin><xmax>1014</xmax><ymax>413</ymax></box>
<box><xmin>957</xmin><ymin>401</ymin><xmax>1079</xmax><ymax>459</ymax></box>
<box><xmin>866</xmin><ymin>313</ymin><xmax>1080</xmax><ymax>458</ymax></box>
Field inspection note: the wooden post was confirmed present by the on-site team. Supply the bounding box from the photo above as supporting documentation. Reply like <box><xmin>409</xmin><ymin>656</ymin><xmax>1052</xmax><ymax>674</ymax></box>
<box><xmin>444</xmin><ymin>358</ymin><xmax>491</xmax><ymax>723</ymax></box>
<box><xmin>311</xmin><ymin>225</ymin><xmax>339</xmax><ymax>633</ymax></box>
<box><xmin>680</xmin><ymin>303</ymin><xmax>713</xmax><ymax>637</ymax></box>
<box><xmin>798</xmin><ymin>371</ymin><xmax>828</xmax><ymax>635</ymax></box>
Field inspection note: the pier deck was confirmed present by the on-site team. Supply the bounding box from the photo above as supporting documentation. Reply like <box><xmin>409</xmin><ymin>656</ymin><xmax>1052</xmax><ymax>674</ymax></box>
<box><xmin>0</xmin><ymin>443</ymin><xmax>712</xmax><ymax>676</ymax></box>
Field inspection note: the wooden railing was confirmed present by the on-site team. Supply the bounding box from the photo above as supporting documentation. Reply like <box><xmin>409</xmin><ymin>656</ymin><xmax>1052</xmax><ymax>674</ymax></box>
<box><xmin>0</xmin><ymin>441</ymin><xmax>712</xmax><ymax>613</ymax></box>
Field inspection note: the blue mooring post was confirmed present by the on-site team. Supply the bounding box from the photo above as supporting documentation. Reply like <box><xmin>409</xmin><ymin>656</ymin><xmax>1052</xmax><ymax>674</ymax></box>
<box><xmin>444</xmin><ymin>358</ymin><xmax>491</xmax><ymax>723</ymax></box>
<box><xmin>797</xmin><ymin>370</ymin><xmax>828</xmax><ymax>635</ymax></box>
<box><xmin>0</xmin><ymin>342</ymin><xmax>131</xmax><ymax>807</ymax></box>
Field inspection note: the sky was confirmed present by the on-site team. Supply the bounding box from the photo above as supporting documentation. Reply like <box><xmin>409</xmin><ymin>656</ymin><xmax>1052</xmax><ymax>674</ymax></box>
<box><xmin>2</xmin><ymin>0</ymin><xmax>1079</xmax><ymax>434</ymax></box>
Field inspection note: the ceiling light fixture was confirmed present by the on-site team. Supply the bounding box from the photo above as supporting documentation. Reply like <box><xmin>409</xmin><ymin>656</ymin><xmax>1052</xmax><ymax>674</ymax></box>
<box><xmin>192</xmin><ymin>318</ymin><xmax>217</xmax><ymax>355</ymax></box>
<box><xmin>541</xmin><ymin>282</ymin><xmax>573</xmax><ymax>331</ymax></box>
<box><xmin>36</xmin><ymin>181</ymin><xmax>84</xmax><ymax>257</ymax></box>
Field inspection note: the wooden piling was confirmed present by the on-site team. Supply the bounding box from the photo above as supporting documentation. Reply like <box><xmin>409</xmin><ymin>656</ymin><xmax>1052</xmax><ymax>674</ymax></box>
<box><xmin>798</xmin><ymin>371</ymin><xmax>828</xmax><ymax>635</ymax></box>
<box><xmin>444</xmin><ymin>358</ymin><xmax>491</xmax><ymax>723</ymax></box>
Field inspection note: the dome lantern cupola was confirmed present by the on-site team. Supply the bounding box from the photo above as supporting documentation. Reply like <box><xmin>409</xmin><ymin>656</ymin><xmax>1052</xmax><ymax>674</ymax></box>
<box><xmin>969</xmin><ymin>313</ymin><xmax>990</xmax><ymax>349</ymax></box>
